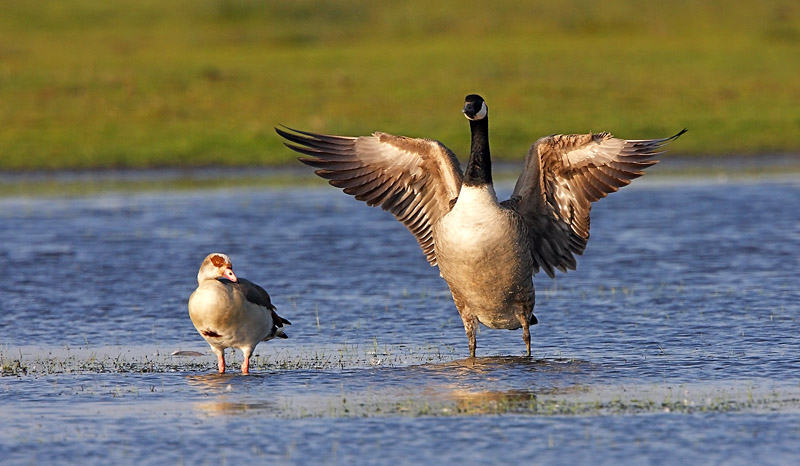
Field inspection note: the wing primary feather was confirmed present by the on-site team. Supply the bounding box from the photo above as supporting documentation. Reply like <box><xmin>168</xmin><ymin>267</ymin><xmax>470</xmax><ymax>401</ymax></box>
<box><xmin>592</xmin><ymin>168</ymin><xmax>628</xmax><ymax>190</ymax></box>
<box><xmin>355</xmin><ymin>179</ymin><xmax>397</xmax><ymax>205</ymax></box>
<box><xmin>301</xmin><ymin>160</ymin><xmax>365</xmax><ymax>170</ymax></box>
<box><xmin>330</xmin><ymin>171</ymin><xmax>380</xmax><ymax>189</ymax></box>
<box><xmin>276</xmin><ymin>126</ymin><xmax>356</xmax><ymax>147</ymax></box>
<box><xmin>313</xmin><ymin>166</ymin><xmax>375</xmax><ymax>181</ymax></box>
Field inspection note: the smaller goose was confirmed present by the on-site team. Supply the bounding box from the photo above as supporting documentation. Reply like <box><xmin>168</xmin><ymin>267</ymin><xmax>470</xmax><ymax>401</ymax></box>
<box><xmin>188</xmin><ymin>253</ymin><xmax>291</xmax><ymax>374</ymax></box>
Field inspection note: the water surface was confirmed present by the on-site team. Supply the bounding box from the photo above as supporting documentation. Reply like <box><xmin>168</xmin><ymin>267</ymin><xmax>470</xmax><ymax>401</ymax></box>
<box><xmin>1</xmin><ymin>173</ymin><xmax>799</xmax><ymax>465</ymax></box>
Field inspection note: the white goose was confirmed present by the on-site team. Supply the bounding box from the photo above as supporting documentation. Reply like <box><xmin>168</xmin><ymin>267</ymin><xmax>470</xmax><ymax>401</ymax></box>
<box><xmin>277</xmin><ymin>94</ymin><xmax>684</xmax><ymax>357</ymax></box>
<box><xmin>188</xmin><ymin>253</ymin><xmax>291</xmax><ymax>374</ymax></box>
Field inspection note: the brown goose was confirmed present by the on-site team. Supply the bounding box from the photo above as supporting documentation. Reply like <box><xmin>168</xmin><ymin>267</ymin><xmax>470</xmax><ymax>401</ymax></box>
<box><xmin>277</xmin><ymin>94</ymin><xmax>684</xmax><ymax>357</ymax></box>
<box><xmin>188</xmin><ymin>253</ymin><xmax>291</xmax><ymax>374</ymax></box>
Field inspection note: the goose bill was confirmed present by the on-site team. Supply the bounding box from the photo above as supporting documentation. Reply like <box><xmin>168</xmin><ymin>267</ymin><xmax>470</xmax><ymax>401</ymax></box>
<box><xmin>223</xmin><ymin>268</ymin><xmax>238</xmax><ymax>282</ymax></box>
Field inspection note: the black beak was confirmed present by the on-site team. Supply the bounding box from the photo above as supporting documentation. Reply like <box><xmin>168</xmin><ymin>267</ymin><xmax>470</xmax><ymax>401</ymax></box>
<box><xmin>463</xmin><ymin>102</ymin><xmax>477</xmax><ymax>118</ymax></box>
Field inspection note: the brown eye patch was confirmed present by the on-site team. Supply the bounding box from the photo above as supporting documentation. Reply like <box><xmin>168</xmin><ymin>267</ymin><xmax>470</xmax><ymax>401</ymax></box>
<box><xmin>210</xmin><ymin>255</ymin><xmax>226</xmax><ymax>267</ymax></box>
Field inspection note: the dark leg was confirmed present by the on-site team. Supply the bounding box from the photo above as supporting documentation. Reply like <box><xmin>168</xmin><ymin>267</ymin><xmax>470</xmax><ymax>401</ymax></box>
<box><xmin>522</xmin><ymin>322</ymin><xmax>531</xmax><ymax>357</ymax></box>
<box><xmin>461</xmin><ymin>313</ymin><xmax>478</xmax><ymax>358</ymax></box>
<box><xmin>517</xmin><ymin>308</ymin><xmax>532</xmax><ymax>357</ymax></box>
<box><xmin>523</xmin><ymin>290</ymin><xmax>536</xmax><ymax>356</ymax></box>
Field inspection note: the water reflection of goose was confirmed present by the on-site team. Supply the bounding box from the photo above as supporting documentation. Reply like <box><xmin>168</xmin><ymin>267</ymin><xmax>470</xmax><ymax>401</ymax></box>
<box><xmin>278</xmin><ymin>94</ymin><xmax>684</xmax><ymax>358</ymax></box>
<box><xmin>418</xmin><ymin>356</ymin><xmax>594</xmax><ymax>381</ymax></box>
<box><xmin>184</xmin><ymin>373</ymin><xmax>279</xmax><ymax>416</ymax></box>
<box><xmin>417</xmin><ymin>358</ymin><xmax>592</xmax><ymax>415</ymax></box>
<box><xmin>185</xmin><ymin>372</ymin><xmax>239</xmax><ymax>392</ymax></box>
<box><xmin>188</xmin><ymin>253</ymin><xmax>291</xmax><ymax>374</ymax></box>
<box><xmin>448</xmin><ymin>389</ymin><xmax>539</xmax><ymax>415</ymax></box>
<box><xmin>193</xmin><ymin>401</ymin><xmax>275</xmax><ymax>417</ymax></box>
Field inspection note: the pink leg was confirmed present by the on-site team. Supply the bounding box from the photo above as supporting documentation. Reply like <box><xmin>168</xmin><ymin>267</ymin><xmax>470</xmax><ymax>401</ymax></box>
<box><xmin>217</xmin><ymin>352</ymin><xmax>226</xmax><ymax>374</ymax></box>
<box><xmin>241</xmin><ymin>349</ymin><xmax>252</xmax><ymax>374</ymax></box>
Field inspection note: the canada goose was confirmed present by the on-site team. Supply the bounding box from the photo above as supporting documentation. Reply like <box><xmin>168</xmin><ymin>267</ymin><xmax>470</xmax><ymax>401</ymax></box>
<box><xmin>276</xmin><ymin>94</ymin><xmax>684</xmax><ymax>357</ymax></box>
<box><xmin>188</xmin><ymin>253</ymin><xmax>291</xmax><ymax>374</ymax></box>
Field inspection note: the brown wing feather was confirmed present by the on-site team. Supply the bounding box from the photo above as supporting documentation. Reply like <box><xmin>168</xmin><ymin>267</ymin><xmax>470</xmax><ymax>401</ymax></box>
<box><xmin>506</xmin><ymin>129</ymin><xmax>686</xmax><ymax>277</ymax></box>
<box><xmin>276</xmin><ymin>126</ymin><xmax>464</xmax><ymax>266</ymax></box>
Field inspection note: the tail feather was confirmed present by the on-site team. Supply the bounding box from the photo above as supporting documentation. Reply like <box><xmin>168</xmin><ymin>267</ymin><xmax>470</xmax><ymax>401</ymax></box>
<box><xmin>263</xmin><ymin>309</ymin><xmax>290</xmax><ymax>340</ymax></box>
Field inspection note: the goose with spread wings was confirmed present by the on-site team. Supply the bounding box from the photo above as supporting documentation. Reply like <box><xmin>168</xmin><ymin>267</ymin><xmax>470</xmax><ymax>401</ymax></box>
<box><xmin>276</xmin><ymin>94</ymin><xmax>684</xmax><ymax>357</ymax></box>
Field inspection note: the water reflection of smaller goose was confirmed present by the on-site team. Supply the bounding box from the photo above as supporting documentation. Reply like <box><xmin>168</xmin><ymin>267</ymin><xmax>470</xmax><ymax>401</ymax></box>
<box><xmin>188</xmin><ymin>253</ymin><xmax>291</xmax><ymax>374</ymax></box>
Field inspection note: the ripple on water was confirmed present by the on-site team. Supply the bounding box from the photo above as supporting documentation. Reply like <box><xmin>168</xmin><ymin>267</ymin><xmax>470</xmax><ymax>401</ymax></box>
<box><xmin>1</xmin><ymin>177</ymin><xmax>800</xmax><ymax>464</ymax></box>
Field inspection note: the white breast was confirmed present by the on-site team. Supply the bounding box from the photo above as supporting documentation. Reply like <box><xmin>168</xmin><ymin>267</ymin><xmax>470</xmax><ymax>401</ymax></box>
<box><xmin>435</xmin><ymin>185</ymin><xmax>506</xmax><ymax>249</ymax></box>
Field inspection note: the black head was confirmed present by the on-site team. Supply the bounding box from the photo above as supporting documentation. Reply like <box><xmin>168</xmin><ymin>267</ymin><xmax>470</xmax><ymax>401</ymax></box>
<box><xmin>463</xmin><ymin>94</ymin><xmax>488</xmax><ymax>121</ymax></box>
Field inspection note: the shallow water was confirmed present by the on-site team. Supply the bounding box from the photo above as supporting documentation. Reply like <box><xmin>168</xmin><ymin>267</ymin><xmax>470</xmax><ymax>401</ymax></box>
<box><xmin>1</xmin><ymin>174</ymin><xmax>799</xmax><ymax>465</ymax></box>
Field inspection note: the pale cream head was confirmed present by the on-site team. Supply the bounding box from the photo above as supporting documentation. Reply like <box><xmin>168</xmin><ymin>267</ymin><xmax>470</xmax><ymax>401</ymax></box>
<box><xmin>197</xmin><ymin>253</ymin><xmax>238</xmax><ymax>285</ymax></box>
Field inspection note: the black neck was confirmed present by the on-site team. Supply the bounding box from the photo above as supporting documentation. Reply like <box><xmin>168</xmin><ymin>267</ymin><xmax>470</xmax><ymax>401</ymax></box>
<box><xmin>464</xmin><ymin>117</ymin><xmax>492</xmax><ymax>186</ymax></box>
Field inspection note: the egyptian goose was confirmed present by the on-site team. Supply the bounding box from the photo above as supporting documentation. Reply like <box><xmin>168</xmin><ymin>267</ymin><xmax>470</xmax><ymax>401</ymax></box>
<box><xmin>188</xmin><ymin>253</ymin><xmax>290</xmax><ymax>374</ymax></box>
<box><xmin>277</xmin><ymin>94</ymin><xmax>684</xmax><ymax>357</ymax></box>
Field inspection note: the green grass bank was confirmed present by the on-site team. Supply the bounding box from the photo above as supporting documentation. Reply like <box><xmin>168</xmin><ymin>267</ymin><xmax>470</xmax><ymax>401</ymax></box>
<box><xmin>1</xmin><ymin>0</ymin><xmax>799</xmax><ymax>170</ymax></box>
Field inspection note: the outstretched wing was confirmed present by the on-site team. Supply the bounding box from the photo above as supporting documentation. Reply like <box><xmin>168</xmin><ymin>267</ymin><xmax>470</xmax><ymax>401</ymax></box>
<box><xmin>505</xmin><ymin>129</ymin><xmax>686</xmax><ymax>278</ymax></box>
<box><xmin>276</xmin><ymin>127</ymin><xmax>464</xmax><ymax>266</ymax></box>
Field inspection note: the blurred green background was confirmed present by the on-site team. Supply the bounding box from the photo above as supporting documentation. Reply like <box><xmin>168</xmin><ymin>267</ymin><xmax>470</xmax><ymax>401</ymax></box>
<box><xmin>1</xmin><ymin>0</ymin><xmax>799</xmax><ymax>170</ymax></box>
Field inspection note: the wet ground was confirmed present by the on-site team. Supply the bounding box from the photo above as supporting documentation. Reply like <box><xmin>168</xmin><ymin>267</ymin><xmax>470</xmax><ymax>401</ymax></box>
<box><xmin>1</xmin><ymin>168</ymin><xmax>799</xmax><ymax>464</ymax></box>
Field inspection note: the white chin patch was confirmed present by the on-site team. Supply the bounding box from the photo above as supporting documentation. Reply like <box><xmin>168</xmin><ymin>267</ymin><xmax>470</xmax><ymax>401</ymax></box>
<box><xmin>466</xmin><ymin>101</ymin><xmax>488</xmax><ymax>121</ymax></box>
